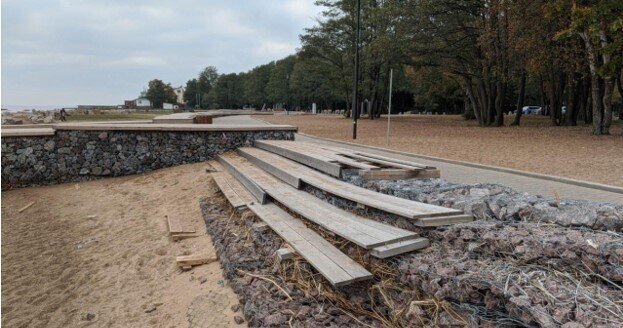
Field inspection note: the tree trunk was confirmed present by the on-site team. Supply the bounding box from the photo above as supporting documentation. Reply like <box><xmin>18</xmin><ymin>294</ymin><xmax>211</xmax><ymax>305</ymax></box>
<box><xmin>564</xmin><ymin>73</ymin><xmax>581</xmax><ymax>126</ymax></box>
<box><xmin>511</xmin><ymin>71</ymin><xmax>526</xmax><ymax>126</ymax></box>
<box><xmin>539</xmin><ymin>76</ymin><xmax>548</xmax><ymax>116</ymax></box>
<box><xmin>582</xmin><ymin>30</ymin><xmax>606</xmax><ymax>134</ymax></box>
<box><xmin>494</xmin><ymin>80</ymin><xmax>505</xmax><ymax>127</ymax></box>
<box><xmin>617</xmin><ymin>68</ymin><xmax>623</xmax><ymax>120</ymax></box>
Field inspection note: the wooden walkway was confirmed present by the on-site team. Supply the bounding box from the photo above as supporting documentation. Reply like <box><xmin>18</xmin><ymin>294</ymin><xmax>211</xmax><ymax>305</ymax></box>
<box><xmin>209</xmin><ymin>161</ymin><xmax>372</xmax><ymax>286</ymax></box>
<box><xmin>237</xmin><ymin>147</ymin><xmax>471</xmax><ymax>225</ymax></box>
<box><xmin>254</xmin><ymin>140</ymin><xmax>440</xmax><ymax>179</ymax></box>
<box><xmin>217</xmin><ymin>152</ymin><xmax>421</xmax><ymax>249</ymax></box>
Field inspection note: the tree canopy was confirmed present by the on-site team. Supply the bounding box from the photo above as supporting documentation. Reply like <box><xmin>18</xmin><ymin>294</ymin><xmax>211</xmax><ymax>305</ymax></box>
<box><xmin>146</xmin><ymin>79</ymin><xmax>177</xmax><ymax>109</ymax></box>
<box><xmin>164</xmin><ymin>0</ymin><xmax>622</xmax><ymax>135</ymax></box>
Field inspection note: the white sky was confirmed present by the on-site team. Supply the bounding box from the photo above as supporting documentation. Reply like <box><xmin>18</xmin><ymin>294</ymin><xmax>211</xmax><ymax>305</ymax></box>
<box><xmin>1</xmin><ymin>0</ymin><xmax>323</xmax><ymax>106</ymax></box>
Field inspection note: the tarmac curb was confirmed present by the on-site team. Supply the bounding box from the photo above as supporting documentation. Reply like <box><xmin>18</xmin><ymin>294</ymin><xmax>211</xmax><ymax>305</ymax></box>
<box><xmin>297</xmin><ymin>132</ymin><xmax>623</xmax><ymax>195</ymax></box>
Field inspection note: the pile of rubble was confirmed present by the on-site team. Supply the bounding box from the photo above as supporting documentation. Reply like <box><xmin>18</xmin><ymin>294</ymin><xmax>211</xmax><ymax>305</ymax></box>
<box><xmin>1</xmin><ymin>109</ymin><xmax>56</xmax><ymax>125</ymax></box>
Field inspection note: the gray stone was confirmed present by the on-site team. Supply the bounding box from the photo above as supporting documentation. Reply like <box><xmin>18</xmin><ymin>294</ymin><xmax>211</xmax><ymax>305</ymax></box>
<box><xmin>98</xmin><ymin>132</ymin><xmax>108</xmax><ymax>141</ymax></box>
<box><xmin>43</xmin><ymin>141</ymin><xmax>55</xmax><ymax>151</ymax></box>
<box><xmin>1</xmin><ymin>130</ymin><xmax>294</xmax><ymax>189</ymax></box>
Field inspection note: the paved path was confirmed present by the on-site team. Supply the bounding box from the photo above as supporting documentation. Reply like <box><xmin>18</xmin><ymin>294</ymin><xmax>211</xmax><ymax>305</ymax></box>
<box><xmin>217</xmin><ymin>115</ymin><xmax>623</xmax><ymax>205</ymax></box>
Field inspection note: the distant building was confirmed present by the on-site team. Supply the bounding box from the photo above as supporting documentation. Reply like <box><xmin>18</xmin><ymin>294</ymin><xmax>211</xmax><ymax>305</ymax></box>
<box><xmin>173</xmin><ymin>86</ymin><xmax>185</xmax><ymax>104</ymax></box>
<box><xmin>163</xmin><ymin>103</ymin><xmax>179</xmax><ymax>110</ymax></box>
<box><xmin>135</xmin><ymin>97</ymin><xmax>151</xmax><ymax>108</ymax></box>
<box><xmin>124</xmin><ymin>89</ymin><xmax>152</xmax><ymax>109</ymax></box>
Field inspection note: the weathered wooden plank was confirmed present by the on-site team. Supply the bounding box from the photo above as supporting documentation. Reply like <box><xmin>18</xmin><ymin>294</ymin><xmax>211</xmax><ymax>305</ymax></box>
<box><xmin>370</xmin><ymin>238</ymin><xmax>429</xmax><ymax>259</ymax></box>
<box><xmin>210</xmin><ymin>160</ymin><xmax>256</xmax><ymax>206</ymax></box>
<box><xmin>413</xmin><ymin>214</ymin><xmax>474</xmax><ymax>227</ymax></box>
<box><xmin>237</xmin><ymin>147</ymin><xmax>461</xmax><ymax>219</ymax></box>
<box><xmin>167</xmin><ymin>214</ymin><xmax>195</xmax><ymax>234</ymax></box>
<box><xmin>359</xmin><ymin>168</ymin><xmax>441</xmax><ymax>180</ymax></box>
<box><xmin>237</xmin><ymin>149</ymin><xmax>302</xmax><ymax>188</ymax></box>
<box><xmin>219</xmin><ymin>152</ymin><xmax>418</xmax><ymax>248</ymax></box>
<box><xmin>342</xmin><ymin>153</ymin><xmax>426</xmax><ymax>170</ymax></box>
<box><xmin>254</xmin><ymin>140</ymin><xmax>342</xmax><ymax>177</ymax></box>
<box><xmin>217</xmin><ymin>154</ymin><xmax>267</xmax><ymax>204</ymax></box>
<box><xmin>248</xmin><ymin>202</ymin><xmax>372</xmax><ymax>287</ymax></box>
<box><xmin>176</xmin><ymin>254</ymin><xmax>217</xmax><ymax>267</ymax></box>
<box><xmin>212</xmin><ymin>172</ymin><xmax>247</xmax><ymax>208</ymax></box>
<box><xmin>349</xmin><ymin>151</ymin><xmax>430</xmax><ymax>169</ymax></box>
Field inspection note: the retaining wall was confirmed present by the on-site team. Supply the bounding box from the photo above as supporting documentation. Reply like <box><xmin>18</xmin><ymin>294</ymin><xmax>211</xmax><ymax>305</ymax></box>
<box><xmin>1</xmin><ymin>127</ymin><xmax>295</xmax><ymax>189</ymax></box>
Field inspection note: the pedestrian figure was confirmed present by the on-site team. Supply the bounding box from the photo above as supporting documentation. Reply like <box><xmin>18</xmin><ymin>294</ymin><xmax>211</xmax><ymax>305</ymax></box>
<box><xmin>59</xmin><ymin>108</ymin><xmax>67</xmax><ymax>122</ymax></box>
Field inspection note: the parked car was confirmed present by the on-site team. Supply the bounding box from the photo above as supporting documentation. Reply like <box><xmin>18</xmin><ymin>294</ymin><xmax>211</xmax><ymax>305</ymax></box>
<box><xmin>522</xmin><ymin>106</ymin><xmax>542</xmax><ymax>115</ymax></box>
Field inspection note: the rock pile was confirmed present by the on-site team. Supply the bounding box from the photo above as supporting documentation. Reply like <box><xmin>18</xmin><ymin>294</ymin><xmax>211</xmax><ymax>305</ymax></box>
<box><xmin>202</xmin><ymin>174</ymin><xmax>623</xmax><ymax>326</ymax></box>
<box><xmin>1</xmin><ymin>109</ymin><xmax>56</xmax><ymax>125</ymax></box>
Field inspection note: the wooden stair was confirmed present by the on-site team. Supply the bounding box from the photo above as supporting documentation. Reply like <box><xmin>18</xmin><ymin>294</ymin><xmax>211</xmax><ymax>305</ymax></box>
<box><xmin>208</xmin><ymin>160</ymin><xmax>372</xmax><ymax>287</ymax></box>
<box><xmin>217</xmin><ymin>152</ymin><xmax>421</xmax><ymax>249</ymax></box>
<box><xmin>237</xmin><ymin>147</ymin><xmax>472</xmax><ymax>226</ymax></box>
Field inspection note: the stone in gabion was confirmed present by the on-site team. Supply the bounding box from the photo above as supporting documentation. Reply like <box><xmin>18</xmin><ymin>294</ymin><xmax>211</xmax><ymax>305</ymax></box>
<box><xmin>1</xmin><ymin>129</ymin><xmax>294</xmax><ymax>189</ymax></box>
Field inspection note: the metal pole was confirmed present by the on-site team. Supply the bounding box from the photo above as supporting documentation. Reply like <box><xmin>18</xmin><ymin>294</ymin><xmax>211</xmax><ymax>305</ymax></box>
<box><xmin>352</xmin><ymin>0</ymin><xmax>361</xmax><ymax>139</ymax></box>
<box><xmin>387</xmin><ymin>69</ymin><xmax>393</xmax><ymax>147</ymax></box>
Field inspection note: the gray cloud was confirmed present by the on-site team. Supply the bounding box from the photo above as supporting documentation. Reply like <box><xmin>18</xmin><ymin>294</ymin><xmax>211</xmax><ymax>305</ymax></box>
<box><xmin>1</xmin><ymin>0</ymin><xmax>322</xmax><ymax>106</ymax></box>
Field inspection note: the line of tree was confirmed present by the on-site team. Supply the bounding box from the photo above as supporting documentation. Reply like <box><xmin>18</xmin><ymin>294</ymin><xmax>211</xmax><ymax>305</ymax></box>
<box><xmin>180</xmin><ymin>0</ymin><xmax>622</xmax><ymax>135</ymax></box>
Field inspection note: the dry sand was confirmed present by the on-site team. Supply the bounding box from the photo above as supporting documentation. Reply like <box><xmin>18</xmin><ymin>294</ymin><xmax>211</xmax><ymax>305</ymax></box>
<box><xmin>1</xmin><ymin>163</ymin><xmax>244</xmax><ymax>327</ymax></box>
<box><xmin>261</xmin><ymin>114</ymin><xmax>623</xmax><ymax>186</ymax></box>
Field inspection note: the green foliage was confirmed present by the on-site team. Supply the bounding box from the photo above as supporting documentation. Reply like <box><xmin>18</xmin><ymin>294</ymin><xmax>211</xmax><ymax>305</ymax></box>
<box><xmin>183</xmin><ymin>79</ymin><xmax>198</xmax><ymax>108</ymax></box>
<box><xmin>146</xmin><ymin>79</ymin><xmax>177</xmax><ymax>109</ymax></box>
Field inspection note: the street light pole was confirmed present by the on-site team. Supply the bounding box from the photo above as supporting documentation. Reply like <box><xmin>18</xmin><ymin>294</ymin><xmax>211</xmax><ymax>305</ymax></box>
<box><xmin>352</xmin><ymin>0</ymin><xmax>361</xmax><ymax>139</ymax></box>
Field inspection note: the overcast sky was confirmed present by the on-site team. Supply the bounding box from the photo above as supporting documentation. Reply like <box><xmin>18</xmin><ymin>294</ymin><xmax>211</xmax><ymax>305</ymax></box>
<box><xmin>1</xmin><ymin>0</ymin><xmax>323</xmax><ymax>107</ymax></box>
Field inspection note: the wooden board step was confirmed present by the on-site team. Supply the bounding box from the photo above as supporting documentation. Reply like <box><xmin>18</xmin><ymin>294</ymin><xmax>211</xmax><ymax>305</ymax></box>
<box><xmin>218</xmin><ymin>152</ymin><xmax>419</xmax><ymax>249</ymax></box>
<box><xmin>216</xmin><ymin>156</ymin><xmax>267</xmax><ymax>204</ymax></box>
<box><xmin>209</xmin><ymin>160</ymin><xmax>256</xmax><ymax>208</ymax></box>
<box><xmin>370</xmin><ymin>238</ymin><xmax>429</xmax><ymax>259</ymax></box>
<box><xmin>254</xmin><ymin>140</ymin><xmax>343</xmax><ymax>177</ymax></box>
<box><xmin>237</xmin><ymin>147</ymin><xmax>461</xmax><ymax>219</ymax></box>
<box><xmin>247</xmin><ymin>202</ymin><xmax>372</xmax><ymax>287</ymax></box>
<box><xmin>413</xmin><ymin>214</ymin><xmax>474</xmax><ymax>227</ymax></box>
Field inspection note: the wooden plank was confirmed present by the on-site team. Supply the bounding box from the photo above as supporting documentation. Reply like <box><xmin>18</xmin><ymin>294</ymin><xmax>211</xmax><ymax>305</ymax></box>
<box><xmin>176</xmin><ymin>254</ymin><xmax>217</xmax><ymax>267</ymax></box>
<box><xmin>18</xmin><ymin>202</ymin><xmax>35</xmax><ymax>213</ymax></box>
<box><xmin>254</xmin><ymin>140</ymin><xmax>342</xmax><ymax>177</ymax></box>
<box><xmin>248</xmin><ymin>202</ymin><xmax>372</xmax><ymax>287</ymax></box>
<box><xmin>237</xmin><ymin>149</ymin><xmax>302</xmax><ymax>188</ymax></box>
<box><xmin>219</xmin><ymin>152</ymin><xmax>418</xmax><ymax>249</ymax></box>
<box><xmin>237</xmin><ymin>147</ymin><xmax>461</xmax><ymax>219</ymax></box>
<box><xmin>370</xmin><ymin>238</ymin><xmax>429</xmax><ymax>259</ymax></box>
<box><xmin>349</xmin><ymin>151</ymin><xmax>431</xmax><ymax>169</ymax></box>
<box><xmin>212</xmin><ymin>172</ymin><xmax>247</xmax><ymax>208</ymax></box>
<box><xmin>167</xmin><ymin>215</ymin><xmax>195</xmax><ymax>234</ymax></box>
<box><xmin>209</xmin><ymin>160</ymin><xmax>257</xmax><ymax>206</ymax></box>
<box><xmin>414</xmin><ymin>214</ymin><xmax>474</xmax><ymax>227</ymax></box>
<box><xmin>217</xmin><ymin>154</ymin><xmax>267</xmax><ymax>204</ymax></box>
<box><xmin>342</xmin><ymin>153</ymin><xmax>426</xmax><ymax>170</ymax></box>
<box><xmin>359</xmin><ymin>168</ymin><xmax>441</xmax><ymax>180</ymax></box>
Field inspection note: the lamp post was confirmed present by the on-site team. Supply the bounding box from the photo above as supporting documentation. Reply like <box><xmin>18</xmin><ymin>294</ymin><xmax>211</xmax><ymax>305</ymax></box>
<box><xmin>352</xmin><ymin>0</ymin><xmax>361</xmax><ymax>139</ymax></box>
